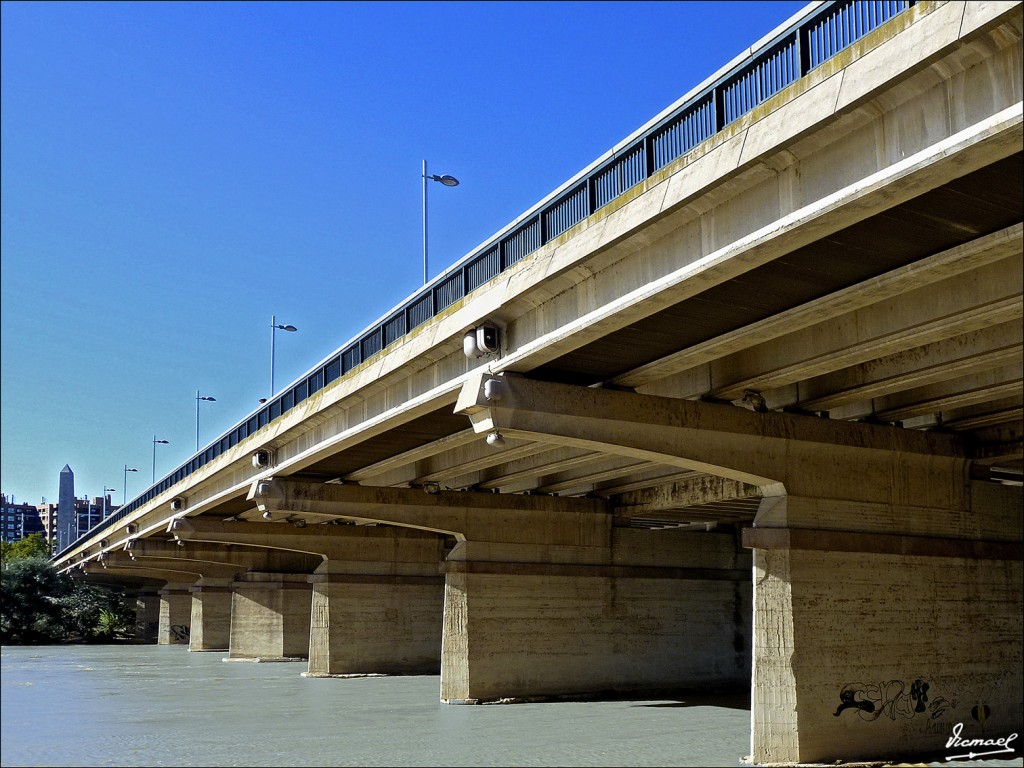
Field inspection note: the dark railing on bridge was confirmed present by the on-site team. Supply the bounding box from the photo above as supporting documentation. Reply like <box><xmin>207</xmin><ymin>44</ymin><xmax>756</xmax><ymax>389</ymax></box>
<box><xmin>59</xmin><ymin>0</ymin><xmax>914</xmax><ymax>559</ymax></box>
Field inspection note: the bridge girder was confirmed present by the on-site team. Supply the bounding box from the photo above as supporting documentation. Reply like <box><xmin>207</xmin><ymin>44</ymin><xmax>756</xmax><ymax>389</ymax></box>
<box><xmin>455</xmin><ymin>371</ymin><xmax>968</xmax><ymax>508</ymax></box>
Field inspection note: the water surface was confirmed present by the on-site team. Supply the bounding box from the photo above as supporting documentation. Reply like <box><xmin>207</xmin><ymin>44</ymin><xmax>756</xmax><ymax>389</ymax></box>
<box><xmin>2</xmin><ymin>645</ymin><xmax>1020</xmax><ymax>768</ymax></box>
<box><xmin>1</xmin><ymin>645</ymin><xmax>749</xmax><ymax>767</ymax></box>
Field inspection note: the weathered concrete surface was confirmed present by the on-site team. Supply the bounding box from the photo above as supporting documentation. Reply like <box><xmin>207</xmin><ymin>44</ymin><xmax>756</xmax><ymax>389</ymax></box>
<box><xmin>251</xmin><ymin>479</ymin><xmax>753</xmax><ymax>701</ymax></box>
<box><xmin>440</xmin><ymin>528</ymin><xmax>752</xmax><ymax>703</ymax></box>
<box><xmin>455</xmin><ymin>371</ymin><xmax>1023</xmax><ymax>755</ymax></box>
<box><xmin>308</xmin><ymin>568</ymin><xmax>444</xmax><ymax>677</ymax></box>
<box><xmin>50</xmin><ymin>1</ymin><xmax>1023</xmax><ymax>764</ymax></box>
<box><xmin>750</xmin><ymin>543</ymin><xmax>1022</xmax><ymax>764</ymax></box>
<box><xmin>157</xmin><ymin>582</ymin><xmax>193</xmax><ymax>646</ymax></box>
<box><xmin>82</xmin><ymin>560</ymin><xmax>200</xmax><ymax>646</ymax></box>
<box><xmin>188</xmin><ymin>579</ymin><xmax>234</xmax><ymax>652</ymax></box>
<box><xmin>133</xmin><ymin>591</ymin><xmax>160</xmax><ymax>643</ymax></box>
<box><xmin>171</xmin><ymin>518</ymin><xmax>446</xmax><ymax>674</ymax></box>
<box><xmin>228</xmin><ymin>571</ymin><xmax>312</xmax><ymax>661</ymax></box>
<box><xmin>125</xmin><ymin>539</ymin><xmax>320</xmax><ymax>654</ymax></box>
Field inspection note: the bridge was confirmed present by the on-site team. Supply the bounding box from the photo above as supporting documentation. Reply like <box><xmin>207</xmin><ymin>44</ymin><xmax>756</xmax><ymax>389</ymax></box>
<box><xmin>55</xmin><ymin>1</ymin><xmax>1022</xmax><ymax>763</ymax></box>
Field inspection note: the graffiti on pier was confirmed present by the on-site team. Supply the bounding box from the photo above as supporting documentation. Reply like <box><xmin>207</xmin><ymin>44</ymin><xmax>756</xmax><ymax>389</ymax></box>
<box><xmin>834</xmin><ymin>679</ymin><xmax>952</xmax><ymax>722</ymax></box>
<box><xmin>169</xmin><ymin>624</ymin><xmax>190</xmax><ymax>641</ymax></box>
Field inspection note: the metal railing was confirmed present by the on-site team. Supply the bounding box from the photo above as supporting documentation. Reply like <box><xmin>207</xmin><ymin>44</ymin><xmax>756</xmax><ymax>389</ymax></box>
<box><xmin>58</xmin><ymin>0</ymin><xmax>915</xmax><ymax>559</ymax></box>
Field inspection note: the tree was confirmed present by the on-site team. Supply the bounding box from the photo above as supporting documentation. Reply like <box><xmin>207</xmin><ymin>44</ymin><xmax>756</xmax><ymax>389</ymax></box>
<box><xmin>0</xmin><ymin>534</ymin><xmax>134</xmax><ymax>644</ymax></box>
<box><xmin>55</xmin><ymin>582</ymin><xmax>135</xmax><ymax>641</ymax></box>
<box><xmin>0</xmin><ymin>556</ymin><xmax>75</xmax><ymax>644</ymax></box>
<box><xmin>0</xmin><ymin>532</ymin><xmax>51</xmax><ymax>563</ymax></box>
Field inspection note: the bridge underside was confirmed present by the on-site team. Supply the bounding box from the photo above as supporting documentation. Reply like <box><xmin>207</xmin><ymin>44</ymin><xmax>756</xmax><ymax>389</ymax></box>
<box><xmin>61</xmin><ymin>2</ymin><xmax>1022</xmax><ymax>765</ymax></box>
<box><xmin>215</xmin><ymin>152</ymin><xmax>1022</xmax><ymax>531</ymax></box>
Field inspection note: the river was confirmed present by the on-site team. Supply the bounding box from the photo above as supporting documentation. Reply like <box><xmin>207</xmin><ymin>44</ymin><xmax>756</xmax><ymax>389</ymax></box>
<box><xmin>1</xmin><ymin>645</ymin><xmax>1020</xmax><ymax>768</ymax></box>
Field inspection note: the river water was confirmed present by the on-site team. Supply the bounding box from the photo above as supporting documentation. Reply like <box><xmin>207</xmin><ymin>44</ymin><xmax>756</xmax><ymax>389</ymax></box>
<box><xmin>2</xmin><ymin>645</ymin><xmax>1021</xmax><ymax>768</ymax></box>
<box><xmin>1</xmin><ymin>644</ymin><xmax>750</xmax><ymax>767</ymax></box>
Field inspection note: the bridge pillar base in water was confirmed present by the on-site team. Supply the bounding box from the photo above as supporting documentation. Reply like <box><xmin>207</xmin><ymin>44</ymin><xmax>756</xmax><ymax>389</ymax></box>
<box><xmin>306</xmin><ymin>561</ymin><xmax>445</xmax><ymax>677</ymax></box>
<box><xmin>157</xmin><ymin>582</ymin><xmax>193</xmax><ymax>645</ymax></box>
<box><xmin>746</xmin><ymin>486</ymin><xmax>1023</xmax><ymax>765</ymax></box>
<box><xmin>439</xmin><ymin>529</ymin><xmax>751</xmax><ymax>703</ymax></box>
<box><xmin>133</xmin><ymin>590</ymin><xmax>160</xmax><ymax>643</ymax></box>
<box><xmin>227</xmin><ymin>572</ymin><xmax>312</xmax><ymax>662</ymax></box>
<box><xmin>189</xmin><ymin>579</ymin><xmax>233</xmax><ymax>652</ymax></box>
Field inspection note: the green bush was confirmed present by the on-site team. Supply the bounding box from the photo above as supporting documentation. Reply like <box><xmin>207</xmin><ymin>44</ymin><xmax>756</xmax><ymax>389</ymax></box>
<box><xmin>0</xmin><ymin>537</ymin><xmax>134</xmax><ymax>644</ymax></box>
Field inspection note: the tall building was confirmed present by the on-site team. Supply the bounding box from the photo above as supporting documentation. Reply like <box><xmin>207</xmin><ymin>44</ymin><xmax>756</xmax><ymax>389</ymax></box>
<box><xmin>76</xmin><ymin>495</ymin><xmax>114</xmax><ymax>535</ymax></box>
<box><xmin>0</xmin><ymin>494</ymin><xmax>45</xmax><ymax>544</ymax></box>
<box><xmin>14</xmin><ymin>467</ymin><xmax>121</xmax><ymax>553</ymax></box>
<box><xmin>56</xmin><ymin>464</ymin><xmax>75</xmax><ymax>553</ymax></box>
<box><xmin>36</xmin><ymin>502</ymin><xmax>58</xmax><ymax>546</ymax></box>
<box><xmin>37</xmin><ymin>495</ymin><xmax>116</xmax><ymax>551</ymax></box>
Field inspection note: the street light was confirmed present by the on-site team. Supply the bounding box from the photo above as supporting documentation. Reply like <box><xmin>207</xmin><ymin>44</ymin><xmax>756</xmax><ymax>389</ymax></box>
<box><xmin>102</xmin><ymin>486</ymin><xmax>116</xmax><ymax>520</ymax></box>
<box><xmin>152</xmin><ymin>436</ymin><xmax>169</xmax><ymax>483</ymax></box>
<box><xmin>422</xmin><ymin>159</ymin><xmax>460</xmax><ymax>285</ymax></box>
<box><xmin>270</xmin><ymin>314</ymin><xmax>298</xmax><ymax>396</ymax></box>
<box><xmin>123</xmin><ymin>466</ymin><xmax>138</xmax><ymax>506</ymax></box>
<box><xmin>196</xmin><ymin>390</ymin><xmax>216</xmax><ymax>451</ymax></box>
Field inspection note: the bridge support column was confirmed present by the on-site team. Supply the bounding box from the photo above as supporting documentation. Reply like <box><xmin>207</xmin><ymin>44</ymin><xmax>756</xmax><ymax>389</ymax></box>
<box><xmin>307</xmin><ymin>560</ymin><xmax>445</xmax><ymax>677</ymax></box>
<box><xmin>227</xmin><ymin>572</ymin><xmax>312</xmax><ymax>662</ymax></box>
<box><xmin>188</xmin><ymin>578</ymin><xmax>233</xmax><ymax>652</ymax></box>
<box><xmin>439</xmin><ymin>528</ymin><xmax>751</xmax><ymax>703</ymax></box>
<box><xmin>157</xmin><ymin>582</ymin><xmax>193</xmax><ymax>645</ymax></box>
<box><xmin>133</xmin><ymin>590</ymin><xmax>160</xmax><ymax>643</ymax></box>
<box><xmin>168</xmin><ymin>518</ymin><xmax>447</xmax><ymax>674</ymax></box>
<box><xmin>745</xmin><ymin>485</ymin><xmax>1023</xmax><ymax>765</ymax></box>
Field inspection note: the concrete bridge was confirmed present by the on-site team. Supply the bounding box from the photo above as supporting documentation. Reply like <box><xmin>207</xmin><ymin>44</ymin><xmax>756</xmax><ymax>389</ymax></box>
<box><xmin>57</xmin><ymin>1</ymin><xmax>1022</xmax><ymax>763</ymax></box>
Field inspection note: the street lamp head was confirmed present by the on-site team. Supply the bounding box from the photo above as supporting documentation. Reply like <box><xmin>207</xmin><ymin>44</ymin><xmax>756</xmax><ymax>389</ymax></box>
<box><xmin>273</xmin><ymin>323</ymin><xmax>298</xmax><ymax>332</ymax></box>
<box><xmin>199</xmin><ymin>396</ymin><xmax>216</xmax><ymax>402</ymax></box>
<box><xmin>154</xmin><ymin>439</ymin><xmax>169</xmax><ymax>445</ymax></box>
<box><xmin>125</xmin><ymin>467</ymin><xmax>138</xmax><ymax>473</ymax></box>
<box><xmin>431</xmin><ymin>174</ymin><xmax>460</xmax><ymax>187</ymax></box>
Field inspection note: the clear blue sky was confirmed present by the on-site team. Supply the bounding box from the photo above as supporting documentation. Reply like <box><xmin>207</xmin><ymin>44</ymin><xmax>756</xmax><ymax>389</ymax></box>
<box><xmin>1</xmin><ymin>0</ymin><xmax>806</xmax><ymax>507</ymax></box>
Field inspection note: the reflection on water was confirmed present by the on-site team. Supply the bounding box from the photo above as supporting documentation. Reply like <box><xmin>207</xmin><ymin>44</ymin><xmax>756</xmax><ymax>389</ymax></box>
<box><xmin>1</xmin><ymin>645</ymin><xmax>749</xmax><ymax>767</ymax></box>
<box><xmin>2</xmin><ymin>646</ymin><xmax>1020</xmax><ymax>768</ymax></box>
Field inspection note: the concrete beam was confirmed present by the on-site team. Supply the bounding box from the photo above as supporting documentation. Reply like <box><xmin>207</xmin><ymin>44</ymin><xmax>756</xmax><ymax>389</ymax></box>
<box><xmin>169</xmin><ymin>517</ymin><xmax>443</xmax><ymax>568</ymax></box>
<box><xmin>342</xmin><ymin>429</ymin><xmax>480</xmax><ymax>483</ymax></box>
<box><xmin>614</xmin><ymin>475</ymin><xmax>763</xmax><ymax>517</ymax></box>
<box><xmin>612</xmin><ymin>224</ymin><xmax>1021</xmax><ymax>391</ymax></box>
<box><xmin>705</xmin><ymin>255</ymin><xmax>1022</xmax><ymax>401</ymax></box>
<box><xmin>794</xmin><ymin>320</ymin><xmax>1024</xmax><ymax>412</ymax></box>
<box><xmin>245</xmin><ymin>477</ymin><xmax>611</xmax><ymax>548</ymax></box>
<box><xmin>70</xmin><ymin>567</ymin><xmax>165</xmax><ymax>591</ymax></box>
<box><xmin>499</xmin><ymin>107</ymin><xmax>1022</xmax><ymax>378</ymax></box>
<box><xmin>83</xmin><ymin>561</ymin><xmax>192</xmax><ymax>584</ymax></box>
<box><xmin>101</xmin><ymin>552</ymin><xmax>243</xmax><ymax>581</ymax></box>
<box><xmin>125</xmin><ymin>538</ymin><xmax>316</xmax><ymax>573</ymax></box>
<box><xmin>455</xmin><ymin>372</ymin><xmax>968</xmax><ymax>506</ymax></box>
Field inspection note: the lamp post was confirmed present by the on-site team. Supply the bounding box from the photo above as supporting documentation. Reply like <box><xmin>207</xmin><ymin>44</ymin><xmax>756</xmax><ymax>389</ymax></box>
<box><xmin>422</xmin><ymin>160</ymin><xmax>460</xmax><ymax>285</ymax></box>
<box><xmin>196</xmin><ymin>390</ymin><xmax>216</xmax><ymax>451</ymax></box>
<box><xmin>152</xmin><ymin>436</ymin><xmax>169</xmax><ymax>483</ymax></box>
<box><xmin>102</xmin><ymin>486</ymin><xmax>116</xmax><ymax>520</ymax></box>
<box><xmin>122</xmin><ymin>466</ymin><xmax>138</xmax><ymax>506</ymax></box>
<box><xmin>270</xmin><ymin>315</ymin><xmax>298</xmax><ymax>396</ymax></box>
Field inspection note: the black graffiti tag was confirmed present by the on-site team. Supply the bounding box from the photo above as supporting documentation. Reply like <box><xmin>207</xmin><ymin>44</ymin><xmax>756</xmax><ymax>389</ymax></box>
<box><xmin>834</xmin><ymin>679</ymin><xmax>936</xmax><ymax>721</ymax></box>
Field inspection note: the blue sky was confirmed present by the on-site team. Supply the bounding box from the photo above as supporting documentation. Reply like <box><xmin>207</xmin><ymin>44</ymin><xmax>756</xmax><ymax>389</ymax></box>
<box><xmin>1</xmin><ymin>0</ymin><xmax>806</xmax><ymax>507</ymax></box>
